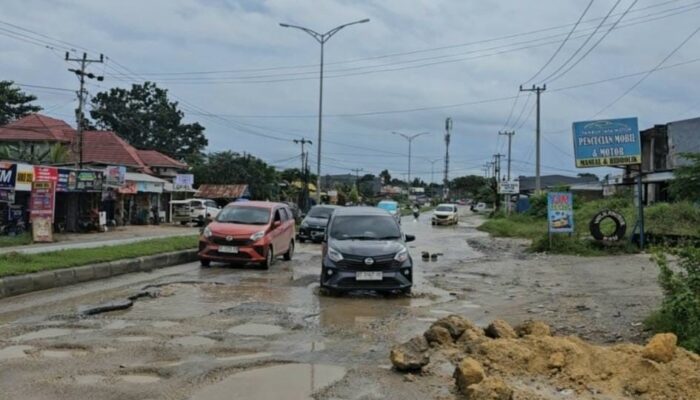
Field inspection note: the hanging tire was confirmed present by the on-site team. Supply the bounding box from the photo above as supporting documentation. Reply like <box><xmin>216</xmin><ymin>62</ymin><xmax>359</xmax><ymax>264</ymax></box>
<box><xmin>589</xmin><ymin>210</ymin><xmax>626</xmax><ymax>242</ymax></box>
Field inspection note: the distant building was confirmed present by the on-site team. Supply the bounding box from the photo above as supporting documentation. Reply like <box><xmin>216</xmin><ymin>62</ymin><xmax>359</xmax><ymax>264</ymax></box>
<box><xmin>518</xmin><ymin>174</ymin><xmax>600</xmax><ymax>196</ymax></box>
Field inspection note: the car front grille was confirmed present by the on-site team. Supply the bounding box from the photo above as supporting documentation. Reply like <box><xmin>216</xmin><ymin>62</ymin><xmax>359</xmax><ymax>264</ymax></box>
<box><xmin>211</xmin><ymin>236</ymin><xmax>252</xmax><ymax>246</ymax></box>
<box><xmin>337</xmin><ymin>253</ymin><xmax>396</xmax><ymax>269</ymax></box>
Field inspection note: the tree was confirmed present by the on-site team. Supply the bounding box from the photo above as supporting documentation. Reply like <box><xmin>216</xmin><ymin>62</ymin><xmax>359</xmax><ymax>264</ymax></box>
<box><xmin>89</xmin><ymin>82</ymin><xmax>207</xmax><ymax>160</ymax></box>
<box><xmin>0</xmin><ymin>81</ymin><xmax>41</xmax><ymax>125</ymax></box>
<box><xmin>577</xmin><ymin>172</ymin><xmax>599</xmax><ymax>180</ymax></box>
<box><xmin>670</xmin><ymin>153</ymin><xmax>700</xmax><ymax>201</ymax></box>
<box><xmin>379</xmin><ymin>169</ymin><xmax>391</xmax><ymax>184</ymax></box>
<box><xmin>450</xmin><ymin>175</ymin><xmax>488</xmax><ymax>198</ymax></box>
<box><xmin>191</xmin><ymin>151</ymin><xmax>279</xmax><ymax>200</ymax></box>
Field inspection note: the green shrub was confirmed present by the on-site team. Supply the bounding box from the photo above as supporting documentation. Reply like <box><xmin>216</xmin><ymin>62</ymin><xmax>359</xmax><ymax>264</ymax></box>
<box><xmin>646</xmin><ymin>201</ymin><xmax>700</xmax><ymax>237</ymax></box>
<box><xmin>530</xmin><ymin>233</ymin><xmax>636</xmax><ymax>256</ymax></box>
<box><xmin>526</xmin><ymin>193</ymin><xmax>548</xmax><ymax>218</ymax></box>
<box><xmin>646</xmin><ymin>247</ymin><xmax>700</xmax><ymax>353</ymax></box>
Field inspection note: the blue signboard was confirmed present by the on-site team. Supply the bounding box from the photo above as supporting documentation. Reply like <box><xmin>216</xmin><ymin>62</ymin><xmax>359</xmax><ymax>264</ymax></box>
<box><xmin>547</xmin><ymin>192</ymin><xmax>574</xmax><ymax>233</ymax></box>
<box><xmin>572</xmin><ymin>117</ymin><xmax>641</xmax><ymax>168</ymax></box>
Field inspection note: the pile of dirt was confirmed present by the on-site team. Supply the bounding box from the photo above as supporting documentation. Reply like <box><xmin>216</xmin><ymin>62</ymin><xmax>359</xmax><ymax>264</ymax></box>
<box><xmin>390</xmin><ymin>315</ymin><xmax>700</xmax><ymax>399</ymax></box>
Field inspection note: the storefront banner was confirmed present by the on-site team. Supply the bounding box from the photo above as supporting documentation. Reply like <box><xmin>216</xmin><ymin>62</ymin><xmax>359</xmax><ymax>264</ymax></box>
<box><xmin>34</xmin><ymin>166</ymin><xmax>58</xmax><ymax>184</ymax></box>
<box><xmin>32</xmin><ymin>215</ymin><xmax>53</xmax><ymax>243</ymax></box>
<box><xmin>137</xmin><ymin>181</ymin><xmax>163</xmax><ymax>193</ymax></box>
<box><xmin>105</xmin><ymin>166</ymin><xmax>126</xmax><ymax>187</ymax></box>
<box><xmin>14</xmin><ymin>163</ymin><xmax>33</xmax><ymax>191</ymax></box>
<box><xmin>0</xmin><ymin>163</ymin><xmax>17</xmax><ymax>189</ymax></box>
<box><xmin>56</xmin><ymin>168</ymin><xmax>74</xmax><ymax>192</ymax></box>
<box><xmin>30</xmin><ymin>180</ymin><xmax>56</xmax><ymax>220</ymax></box>
<box><xmin>118</xmin><ymin>181</ymin><xmax>137</xmax><ymax>194</ymax></box>
<box><xmin>547</xmin><ymin>192</ymin><xmax>574</xmax><ymax>234</ymax></box>
<box><xmin>174</xmin><ymin>174</ymin><xmax>194</xmax><ymax>191</ymax></box>
<box><xmin>75</xmin><ymin>170</ymin><xmax>104</xmax><ymax>192</ymax></box>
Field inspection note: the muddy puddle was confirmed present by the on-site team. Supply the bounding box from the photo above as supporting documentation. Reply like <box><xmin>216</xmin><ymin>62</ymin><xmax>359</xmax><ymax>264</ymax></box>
<box><xmin>191</xmin><ymin>363</ymin><xmax>346</xmax><ymax>400</ymax></box>
<box><xmin>228</xmin><ymin>323</ymin><xmax>285</xmax><ymax>336</ymax></box>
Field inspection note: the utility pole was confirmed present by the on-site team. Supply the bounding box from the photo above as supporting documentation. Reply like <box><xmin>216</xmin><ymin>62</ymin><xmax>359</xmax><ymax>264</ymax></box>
<box><xmin>499</xmin><ymin>130</ymin><xmax>515</xmax><ymax>214</ymax></box>
<box><xmin>280</xmin><ymin>19</ymin><xmax>370</xmax><ymax>204</ymax></box>
<box><xmin>293</xmin><ymin>138</ymin><xmax>313</xmax><ymax>211</ymax></box>
<box><xmin>350</xmin><ymin>168</ymin><xmax>363</xmax><ymax>189</ymax></box>
<box><xmin>429</xmin><ymin>158</ymin><xmax>441</xmax><ymax>185</ymax></box>
<box><xmin>519</xmin><ymin>85</ymin><xmax>546</xmax><ymax>193</ymax></box>
<box><xmin>65</xmin><ymin>52</ymin><xmax>104</xmax><ymax>169</ymax></box>
<box><xmin>443</xmin><ymin>117</ymin><xmax>452</xmax><ymax>200</ymax></box>
<box><xmin>493</xmin><ymin>154</ymin><xmax>504</xmax><ymax>211</ymax></box>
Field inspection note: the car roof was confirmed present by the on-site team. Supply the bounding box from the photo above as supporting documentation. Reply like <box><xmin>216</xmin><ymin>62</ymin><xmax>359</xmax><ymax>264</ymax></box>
<box><xmin>224</xmin><ymin>201</ymin><xmax>285</xmax><ymax>210</ymax></box>
<box><xmin>311</xmin><ymin>204</ymin><xmax>341</xmax><ymax>209</ymax></box>
<box><xmin>437</xmin><ymin>203</ymin><xmax>456</xmax><ymax>207</ymax></box>
<box><xmin>378</xmin><ymin>200</ymin><xmax>398</xmax><ymax>204</ymax></box>
<box><xmin>333</xmin><ymin>206</ymin><xmax>394</xmax><ymax>217</ymax></box>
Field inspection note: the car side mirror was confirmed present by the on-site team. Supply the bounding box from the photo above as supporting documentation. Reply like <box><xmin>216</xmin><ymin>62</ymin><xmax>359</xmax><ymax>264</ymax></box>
<box><xmin>273</xmin><ymin>220</ymin><xmax>282</xmax><ymax>228</ymax></box>
<box><xmin>405</xmin><ymin>234</ymin><xmax>416</xmax><ymax>242</ymax></box>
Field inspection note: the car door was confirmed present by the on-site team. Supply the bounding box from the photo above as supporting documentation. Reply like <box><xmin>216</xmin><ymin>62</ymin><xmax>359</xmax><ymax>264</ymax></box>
<box><xmin>282</xmin><ymin>207</ymin><xmax>295</xmax><ymax>243</ymax></box>
<box><xmin>270</xmin><ymin>208</ymin><xmax>285</xmax><ymax>255</ymax></box>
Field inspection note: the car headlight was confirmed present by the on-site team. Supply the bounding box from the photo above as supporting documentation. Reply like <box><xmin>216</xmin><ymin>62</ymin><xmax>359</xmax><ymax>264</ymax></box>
<box><xmin>250</xmin><ymin>230</ymin><xmax>265</xmax><ymax>241</ymax></box>
<box><xmin>203</xmin><ymin>226</ymin><xmax>213</xmax><ymax>238</ymax></box>
<box><xmin>328</xmin><ymin>247</ymin><xmax>344</xmax><ymax>262</ymax></box>
<box><xmin>394</xmin><ymin>247</ymin><xmax>409</xmax><ymax>263</ymax></box>
<box><xmin>300</xmin><ymin>221</ymin><xmax>309</xmax><ymax>228</ymax></box>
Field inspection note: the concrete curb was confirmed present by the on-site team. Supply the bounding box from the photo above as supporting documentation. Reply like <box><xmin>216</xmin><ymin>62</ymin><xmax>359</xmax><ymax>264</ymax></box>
<box><xmin>0</xmin><ymin>249</ymin><xmax>198</xmax><ymax>300</ymax></box>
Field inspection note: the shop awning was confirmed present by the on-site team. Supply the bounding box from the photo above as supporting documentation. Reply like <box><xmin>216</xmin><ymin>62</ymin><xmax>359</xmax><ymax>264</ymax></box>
<box><xmin>195</xmin><ymin>184</ymin><xmax>250</xmax><ymax>199</ymax></box>
<box><xmin>124</xmin><ymin>172</ymin><xmax>167</xmax><ymax>193</ymax></box>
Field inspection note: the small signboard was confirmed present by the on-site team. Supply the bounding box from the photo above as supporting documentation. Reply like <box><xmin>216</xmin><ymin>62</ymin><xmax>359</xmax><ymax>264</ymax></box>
<box><xmin>572</xmin><ymin>117</ymin><xmax>641</xmax><ymax>168</ymax></box>
<box><xmin>32</xmin><ymin>216</ymin><xmax>53</xmax><ymax>243</ymax></box>
<box><xmin>174</xmin><ymin>174</ymin><xmax>194</xmax><ymax>191</ymax></box>
<box><xmin>30</xmin><ymin>181</ymin><xmax>56</xmax><ymax>220</ymax></box>
<box><xmin>498</xmin><ymin>180</ymin><xmax>520</xmax><ymax>194</ymax></box>
<box><xmin>0</xmin><ymin>163</ymin><xmax>17</xmax><ymax>189</ymax></box>
<box><xmin>547</xmin><ymin>192</ymin><xmax>574</xmax><ymax>234</ymax></box>
<box><xmin>105</xmin><ymin>166</ymin><xmax>126</xmax><ymax>187</ymax></box>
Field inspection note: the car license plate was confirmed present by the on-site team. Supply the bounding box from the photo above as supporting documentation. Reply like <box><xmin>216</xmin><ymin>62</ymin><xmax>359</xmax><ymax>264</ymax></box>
<box><xmin>356</xmin><ymin>271</ymin><xmax>383</xmax><ymax>281</ymax></box>
<box><xmin>219</xmin><ymin>246</ymin><xmax>238</xmax><ymax>254</ymax></box>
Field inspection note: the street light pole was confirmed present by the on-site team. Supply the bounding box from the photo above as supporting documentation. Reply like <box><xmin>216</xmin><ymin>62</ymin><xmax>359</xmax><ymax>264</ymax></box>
<box><xmin>280</xmin><ymin>18</ymin><xmax>370</xmax><ymax>204</ymax></box>
<box><xmin>392</xmin><ymin>131</ymin><xmax>429</xmax><ymax>186</ymax></box>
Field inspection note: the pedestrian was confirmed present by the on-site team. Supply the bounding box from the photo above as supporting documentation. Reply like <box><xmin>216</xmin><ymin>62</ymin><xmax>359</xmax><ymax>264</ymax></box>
<box><xmin>412</xmin><ymin>204</ymin><xmax>420</xmax><ymax>221</ymax></box>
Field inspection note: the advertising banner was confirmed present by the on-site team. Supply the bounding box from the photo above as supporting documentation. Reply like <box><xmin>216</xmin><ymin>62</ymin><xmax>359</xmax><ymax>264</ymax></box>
<box><xmin>34</xmin><ymin>166</ymin><xmax>58</xmax><ymax>184</ymax></box>
<box><xmin>75</xmin><ymin>170</ymin><xmax>104</xmax><ymax>192</ymax></box>
<box><xmin>15</xmin><ymin>163</ymin><xmax>34</xmax><ymax>191</ymax></box>
<box><xmin>118</xmin><ymin>181</ymin><xmax>137</xmax><ymax>194</ymax></box>
<box><xmin>572</xmin><ymin>117</ymin><xmax>641</xmax><ymax>168</ymax></box>
<box><xmin>498</xmin><ymin>180</ymin><xmax>520</xmax><ymax>194</ymax></box>
<box><xmin>0</xmin><ymin>163</ymin><xmax>17</xmax><ymax>189</ymax></box>
<box><xmin>56</xmin><ymin>169</ymin><xmax>74</xmax><ymax>192</ymax></box>
<box><xmin>547</xmin><ymin>192</ymin><xmax>574</xmax><ymax>234</ymax></box>
<box><xmin>32</xmin><ymin>216</ymin><xmax>53</xmax><ymax>243</ymax></box>
<box><xmin>105</xmin><ymin>166</ymin><xmax>126</xmax><ymax>187</ymax></box>
<box><xmin>30</xmin><ymin>180</ymin><xmax>56</xmax><ymax>220</ymax></box>
<box><xmin>174</xmin><ymin>174</ymin><xmax>194</xmax><ymax>191</ymax></box>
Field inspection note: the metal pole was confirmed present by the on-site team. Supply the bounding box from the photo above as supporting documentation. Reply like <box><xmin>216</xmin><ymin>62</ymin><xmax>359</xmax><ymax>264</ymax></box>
<box><xmin>535</xmin><ymin>89</ymin><xmax>541</xmax><ymax>193</ymax></box>
<box><xmin>637</xmin><ymin>172</ymin><xmax>645</xmax><ymax>249</ymax></box>
<box><xmin>407</xmin><ymin>139</ymin><xmax>412</xmax><ymax>185</ymax></box>
<box><xmin>77</xmin><ymin>54</ymin><xmax>86</xmax><ymax>169</ymax></box>
<box><xmin>315</xmin><ymin>42</ymin><xmax>324</xmax><ymax>204</ymax></box>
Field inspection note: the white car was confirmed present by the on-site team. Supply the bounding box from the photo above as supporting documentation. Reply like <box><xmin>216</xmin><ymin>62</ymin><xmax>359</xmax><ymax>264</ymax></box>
<box><xmin>432</xmin><ymin>204</ymin><xmax>459</xmax><ymax>226</ymax></box>
<box><xmin>170</xmin><ymin>198</ymin><xmax>220</xmax><ymax>226</ymax></box>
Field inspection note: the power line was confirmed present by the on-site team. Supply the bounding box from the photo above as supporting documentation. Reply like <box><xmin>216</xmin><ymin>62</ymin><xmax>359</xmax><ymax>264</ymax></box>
<box><xmin>538</xmin><ymin>0</ymin><xmax>623</xmax><ymax>83</ymax></box>
<box><xmin>546</xmin><ymin>0</ymin><xmax>640</xmax><ymax>84</ymax></box>
<box><xmin>523</xmin><ymin>0</ymin><xmax>595</xmax><ymax>84</ymax></box>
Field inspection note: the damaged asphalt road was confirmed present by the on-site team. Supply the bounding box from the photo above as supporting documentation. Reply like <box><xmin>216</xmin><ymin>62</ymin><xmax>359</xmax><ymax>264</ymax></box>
<box><xmin>0</xmin><ymin>210</ymin><xmax>660</xmax><ymax>400</ymax></box>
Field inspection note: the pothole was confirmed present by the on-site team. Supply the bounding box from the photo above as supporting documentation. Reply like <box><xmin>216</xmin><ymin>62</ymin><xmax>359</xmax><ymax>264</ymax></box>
<box><xmin>227</xmin><ymin>323</ymin><xmax>284</xmax><ymax>336</ymax></box>
<box><xmin>0</xmin><ymin>345</ymin><xmax>33</xmax><ymax>361</ymax></box>
<box><xmin>168</xmin><ymin>336</ymin><xmax>216</xmax><ymax>346</ymax></box>
<box><xmin>42</xmin><ymin>349</ymin><xmax>88</xmax><ymax>359</ymax></box>
<box><xmin>190</xmin><ymin>363</ymin><xmax>346</xmax><ymax>400</ymax></box>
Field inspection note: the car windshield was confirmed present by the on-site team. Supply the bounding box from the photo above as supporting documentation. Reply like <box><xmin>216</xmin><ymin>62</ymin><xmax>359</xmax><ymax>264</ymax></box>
<box><xmin>307</xmin><ymin>206</ymin><xmax>334</xmax><ymax>219</ymax></box>
<box><xmin>216</xmin><ymin>206</ymin><xmax>269</xmax><ymax>225</ymax></box>
<box><xmin>436</xmin><ymin>206</ymin><xmax>454</xmax><ymax>212</ymax></box>
<box><xmin>377</xmin><ymin>201</ymin><xmax>398</xmax><ymax>213</ymax></box>
<box><xmin>330</xmin><ymin>215</ymin><xmax>401</xmax><ymax>240</ymax></box>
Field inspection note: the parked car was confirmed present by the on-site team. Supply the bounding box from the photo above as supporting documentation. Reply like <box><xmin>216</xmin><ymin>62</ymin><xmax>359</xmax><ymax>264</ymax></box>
<box><xmin>470</xmin><ymin>202</ymin><xmax>488</xmax><ymax>212</ymax></box>
<box><xmin>198</xmin><ymin>201</ymin><xmax>295</xmax><ymax>269</ymax></box>
<box><xmin>432</xmin><ymin>203</ymin><xmax>459</xmax><ymax>225</ymax></box>
<box><xmin>320</xmin><ymin>206</ymin><xmax>416</xmax><ymax>294</ymax></box>
<box><xmin>171</xmin><ymin>198</ymin><xmax>220</xmax><ymax>226</ymax></box>
<box><xmin>298</xmin><ymin>205</ymin><xmax>340</xmax><ymax>243</ymax></box>
<box><xmin>376</xmin><ymin>200</ymin><xmax>401</xmax><ymax>225</ymax></box>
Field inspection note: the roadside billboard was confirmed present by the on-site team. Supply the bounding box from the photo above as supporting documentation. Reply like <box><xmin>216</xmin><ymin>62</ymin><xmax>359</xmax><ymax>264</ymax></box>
<box><xmin>174</xmin><ymin>174</ymin><xmax>194</xmax><ymax>191</ymax></box>
<box><xmin>105</xmin><ymin>166</ymin><xmax>126</xmax><ymax>187</ymax></box>
<box><xmin>498</xmin><ymin>180</ymin><xmax>519</xmax><ymax>194</ymax></box>
<box><xmin>572</xmin><ymin>117</ymin><xmax>641</xmax><ymax>168</ymax></box>
<box><xmin>547</xmin><ymin>192</ymin><xmax>574</xmax><ymax>234</ymax></box>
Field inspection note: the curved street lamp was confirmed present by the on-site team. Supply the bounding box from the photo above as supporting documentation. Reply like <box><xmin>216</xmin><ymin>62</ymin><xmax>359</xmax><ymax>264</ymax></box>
<box><xmin>279</xmin><ymin>18</ymin><xmax>370</xmax><ymax>203</ymax></box>
<box><xmin>392</xmin><ymin>131</ymin><xmax>429</xmax><ymax>185</ymax></box>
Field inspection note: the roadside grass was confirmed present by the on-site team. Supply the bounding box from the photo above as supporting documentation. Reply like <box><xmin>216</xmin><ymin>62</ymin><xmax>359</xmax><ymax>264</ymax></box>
<box><xmin>478</xmin><ymin>198</ymin><xmax>700</xmax><ymax>256</ymax></box>
<box><xmin>0</xmin><ymin>233</ymin><xmax>32</xmax><ymax>248</ymax></box>
<box><xmin>0</xmin><ymin>235</ymin><xmax>198</xmax><ymax>277</ymax></box>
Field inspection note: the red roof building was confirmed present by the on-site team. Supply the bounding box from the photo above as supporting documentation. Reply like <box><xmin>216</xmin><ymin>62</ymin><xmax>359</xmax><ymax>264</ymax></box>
<box><xmin>0</xmin><ymin>114</ymin><xmax>188</xmax><ymax>175</ymax></box>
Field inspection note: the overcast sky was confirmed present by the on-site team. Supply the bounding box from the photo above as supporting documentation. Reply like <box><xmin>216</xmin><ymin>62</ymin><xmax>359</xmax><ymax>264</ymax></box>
<box><xmin>2</xmin><ymin>0</ymin><xmax>699</xmax><ymax>181</ymax></box>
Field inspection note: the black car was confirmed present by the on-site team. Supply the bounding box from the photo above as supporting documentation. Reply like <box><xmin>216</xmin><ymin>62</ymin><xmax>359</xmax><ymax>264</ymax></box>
<box><xmin>297</xmin><ymin>205</ymin><xmax>340</xmax><ymax>243</ymax></box>
<box><xmin>320</xmin><ymin>207</ymin><xmax>415</xmax><ymax>294</ymax></box>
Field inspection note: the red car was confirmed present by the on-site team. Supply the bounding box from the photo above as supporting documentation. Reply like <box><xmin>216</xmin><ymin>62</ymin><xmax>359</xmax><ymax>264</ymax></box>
<box><xmin>198</xmin><ymin>201</ymin><xmax>295</xmax><ymax>269</ymax></box>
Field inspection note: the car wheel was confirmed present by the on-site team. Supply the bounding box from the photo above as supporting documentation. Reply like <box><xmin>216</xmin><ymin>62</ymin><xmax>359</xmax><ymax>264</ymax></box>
<box><xmin>262</xmin><ymin>246</ymin><xmax>274</xmax><ymax>270</ymax></box>
<box><xmin>200</xmin><ymin>259</ymin><xmax>211</xmax><ymax>268</ymax></box>
<box><xmin>283</xmin><ymin>240</ymin><xmax>294</xmax><ymax>261</ymax></box>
